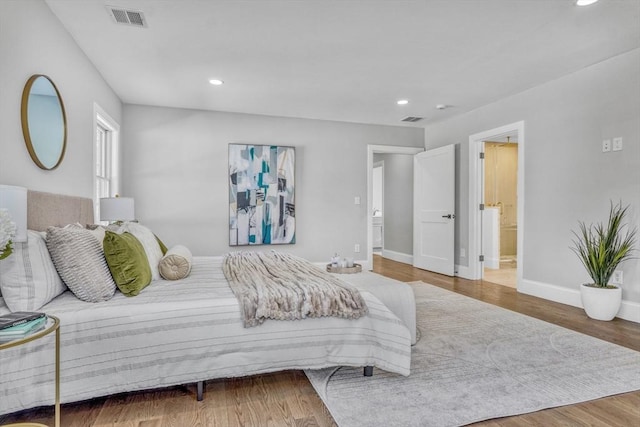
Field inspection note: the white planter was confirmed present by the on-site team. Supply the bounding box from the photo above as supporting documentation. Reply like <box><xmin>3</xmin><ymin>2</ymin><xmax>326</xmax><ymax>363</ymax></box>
<box><xmin>580</xmin><ymin>284</ymin><xmax>622</xmax><ymax>321</ymax></box>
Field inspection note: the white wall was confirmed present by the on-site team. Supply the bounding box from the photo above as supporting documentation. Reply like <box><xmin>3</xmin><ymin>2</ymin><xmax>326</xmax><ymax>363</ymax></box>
<box><xmin>425</xmin><ymin>49</ymin><xmax>640</xmax><ymax>308</ymax></box>
<box><xmin>373</xmin><ymin>153</ymin><xmax>413</xmax><ymax>256</ymax></box>
<box><xmin>0</xmin><ymin>0</ymin><xmax>122</xmax><ymax>198</ymax></box>
<box><xmin>122</xmin><ymin>105</ymin><xmax>424</xmax><ymax>261</ymax></box>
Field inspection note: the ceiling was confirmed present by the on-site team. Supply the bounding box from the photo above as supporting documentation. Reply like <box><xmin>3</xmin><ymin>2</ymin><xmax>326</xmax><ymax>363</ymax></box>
<box><xmin>44</xmin><ymin>0</ymin><xmax>639</xmax><ymax>128</ymax></box>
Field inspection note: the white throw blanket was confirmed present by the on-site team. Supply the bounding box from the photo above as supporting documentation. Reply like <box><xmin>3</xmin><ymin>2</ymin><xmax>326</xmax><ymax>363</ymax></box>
<box><xmin>223</xmin><ymin>251</ymin><xmax>368</xmax><ymax>327</ymax></box>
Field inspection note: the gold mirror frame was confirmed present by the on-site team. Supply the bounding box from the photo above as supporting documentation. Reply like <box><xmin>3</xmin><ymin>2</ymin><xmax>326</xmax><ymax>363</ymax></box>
<box><xmin>20</xmin><ymin>74</ymin><xmax>67</xmax><ymax>170</ymax></box>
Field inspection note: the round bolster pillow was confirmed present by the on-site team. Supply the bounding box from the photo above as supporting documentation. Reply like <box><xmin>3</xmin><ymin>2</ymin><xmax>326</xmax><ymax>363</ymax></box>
<box><xmin>158</xmin><ymin>245</ymin><xmax>192</xmax><ymax>280</ymax></box>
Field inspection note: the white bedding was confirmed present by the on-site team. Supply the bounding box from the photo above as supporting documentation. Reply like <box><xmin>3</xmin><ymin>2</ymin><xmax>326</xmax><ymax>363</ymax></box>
<box><xmin>0</xmin><ymin>256</ymin><xmax>411</xmax><ymax>415</ymax></box>
<box><xmin>339</xmin><ymin>271</ymin><xmax>417</xmax><ymax>345</ymax></box>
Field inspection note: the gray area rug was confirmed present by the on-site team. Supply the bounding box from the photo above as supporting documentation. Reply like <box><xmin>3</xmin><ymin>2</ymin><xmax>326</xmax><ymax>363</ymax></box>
<box><xmin>305</xmin><ymin>282</ymin><xmax>640</xmax><ymax>427</ymax></box>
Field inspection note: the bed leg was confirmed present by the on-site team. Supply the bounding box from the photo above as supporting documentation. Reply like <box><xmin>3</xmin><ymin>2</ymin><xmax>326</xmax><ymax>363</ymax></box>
<box><xmin>363</xmin><ymin>366</ymin><xmax>373</xmax><ymax>377</ymax></box>
<box><xmin>197</xmin><ymin>380</ymin><xmax>204</xmax><ymax>401</ymax></box>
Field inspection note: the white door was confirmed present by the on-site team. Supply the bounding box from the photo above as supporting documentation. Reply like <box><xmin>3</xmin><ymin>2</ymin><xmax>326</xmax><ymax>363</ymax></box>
<box><xmin>413</xmin><ymin>144</ymin><xmax>455</xmax><ymax>275</ymax></box>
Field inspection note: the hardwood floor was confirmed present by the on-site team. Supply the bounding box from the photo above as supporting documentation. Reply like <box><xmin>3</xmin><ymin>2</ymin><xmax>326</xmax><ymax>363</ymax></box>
<box><xmin>1</xmin><ymin>255</ymin><xmax>638</xmax><ymax>426</ymax></box>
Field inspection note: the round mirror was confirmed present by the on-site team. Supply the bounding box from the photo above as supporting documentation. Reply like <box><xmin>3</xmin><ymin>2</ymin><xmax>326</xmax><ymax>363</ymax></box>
<box><xmin>21</xmin><ymin>75</ymin><xmax>67</xmax><ymax>170</ymax></box>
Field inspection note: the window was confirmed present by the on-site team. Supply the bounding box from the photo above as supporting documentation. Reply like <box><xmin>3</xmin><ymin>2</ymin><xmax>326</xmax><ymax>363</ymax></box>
<box><xmin>93</xmin><ymin>104</ymin><xmax>120</xmax><ymax>222</ymax></box>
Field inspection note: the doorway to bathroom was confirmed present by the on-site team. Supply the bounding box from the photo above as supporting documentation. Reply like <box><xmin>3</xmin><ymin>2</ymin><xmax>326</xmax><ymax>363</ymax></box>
<box><xmin>466</xmin><ymin>121</ymin><xmax>524</xmax><ymax>288</ymax></box>
<box><xmin>482</xmin><ymin>136</ymin><xmax>518</xmax><ymax>288</ymax></box>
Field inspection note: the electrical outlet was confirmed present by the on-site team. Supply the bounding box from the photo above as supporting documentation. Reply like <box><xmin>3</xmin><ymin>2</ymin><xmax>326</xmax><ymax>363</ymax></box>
<box><xmin>612</xmin><ymin>270</ymin><xmax>623</xmax><ymax>285</ymax></box>
<box><xmin>602</xmin><ymin>139</ymin><xmax>611</xmax><ymax>152</ymax></box>
<box><xmin>354</xmin><ymin>243</ymin><xmax>360</xmax><ymax>253</ymax></box>
<box><xmin>354</xmin><ymin>196</ymin><xmax>361</xmax><ymax>205</ymax></box>
<box><xmin>460</xmin><ymin>248</ymin><xmax>466</xmax><ymax>258</ymax></box>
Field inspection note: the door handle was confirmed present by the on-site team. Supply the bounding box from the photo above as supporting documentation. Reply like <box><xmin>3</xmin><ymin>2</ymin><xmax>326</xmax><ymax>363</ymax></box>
<box><xmin>442</xmin><ymin>214</ymin><xmax>455</xmax><ymax>219</ymax></box>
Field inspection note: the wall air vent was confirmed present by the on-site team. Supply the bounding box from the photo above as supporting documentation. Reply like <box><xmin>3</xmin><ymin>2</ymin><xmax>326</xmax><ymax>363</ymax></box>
<box><xmin>401</xmin><ymin>116</ymin><xmax>423</xmax><ymax>123</ymax></box>
<box><xmin>107</xmin><ymin>6</ymin><xmax>147</xmax><ymax>27</ymax></box>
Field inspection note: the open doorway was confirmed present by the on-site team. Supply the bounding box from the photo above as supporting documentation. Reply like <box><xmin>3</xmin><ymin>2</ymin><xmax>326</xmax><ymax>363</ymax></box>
<box><xmin>482</xmin><ymin>135</ymin><xmax>518</xmax><ymax>288</ymax></box>
<box><xmin>366</xmin><ymin>145</ymin><xmax>423</xmax><ymax>271</ymax></box>
<box><xmin>466</xmin><ymin>121</ymin><xmax>524</xmax><ymax>288</ymax></box>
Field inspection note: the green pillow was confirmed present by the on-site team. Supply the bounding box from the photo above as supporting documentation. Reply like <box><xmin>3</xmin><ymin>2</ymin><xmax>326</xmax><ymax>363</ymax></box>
<box><xmin>103</xmin><ymin>231</ymin><xmax>152</xmax><ymax>296</ymax></box>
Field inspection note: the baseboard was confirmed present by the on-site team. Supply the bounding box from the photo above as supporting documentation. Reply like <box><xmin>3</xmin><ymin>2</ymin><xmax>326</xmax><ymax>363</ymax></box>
<box><xmin>618</xmin><ymin>300</ymin><xmax>640</xmax><ymax>322</ymax></box>
<box><xmin>520</xmin><ymin>279</ymin><xmax>640</xmax><ymax>323</ymax></box>
<box><xmin>381</xmin><ymin>249</ymin><xmax>412</xmax><ymax>265</ymax></box>
<box><xmin>519</xmin><ymin>279</ymin><xmax>582</xmax><ymax>308</ymax></box>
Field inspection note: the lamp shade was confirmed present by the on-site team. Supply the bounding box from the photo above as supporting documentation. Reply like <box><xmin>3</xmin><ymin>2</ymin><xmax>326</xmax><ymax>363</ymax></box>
<box><xmin>0</xmin><ymin>185</ymin><xmax>28</xmax><ymax>243</ymax></box>
<box><xmin>100</xmin><ymin>197</ymin><xmax>135</xmax><ymax>222</ymax></box>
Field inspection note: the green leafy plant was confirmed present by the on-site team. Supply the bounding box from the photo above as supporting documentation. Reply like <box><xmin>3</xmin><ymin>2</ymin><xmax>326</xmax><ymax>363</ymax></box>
<box><xmin>571</xmin><ymin>201</ymin><xmax>637</xmax><ymax>288</ymax></box>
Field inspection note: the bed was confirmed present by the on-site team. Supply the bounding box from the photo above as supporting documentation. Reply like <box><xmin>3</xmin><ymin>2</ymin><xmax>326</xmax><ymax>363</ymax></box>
<box><xmin>0</xmin><ymin>190</ymin><xmax>412</xmax><ymax>416</ymax></box>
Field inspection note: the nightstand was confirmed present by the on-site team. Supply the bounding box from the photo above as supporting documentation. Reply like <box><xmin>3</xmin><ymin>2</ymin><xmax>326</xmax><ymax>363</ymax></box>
<box><xmin>0</xmin><ymin>315</ymin><xmax>60</xmax><ymax>427</ymax></box>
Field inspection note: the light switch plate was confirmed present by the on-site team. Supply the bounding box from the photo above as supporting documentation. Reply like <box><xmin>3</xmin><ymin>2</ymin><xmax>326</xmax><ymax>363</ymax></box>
<box><xmin>612</xmin><ymin>137</ymin><xmax>623</xmax><ymax>151</ymax></box>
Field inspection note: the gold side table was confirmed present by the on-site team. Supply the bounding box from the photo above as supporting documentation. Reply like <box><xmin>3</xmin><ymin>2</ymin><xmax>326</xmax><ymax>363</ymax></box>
<box><xmin>0</xmin><ymin>316</ymin><xmax>60</xmax><ymax>427</ymax></box>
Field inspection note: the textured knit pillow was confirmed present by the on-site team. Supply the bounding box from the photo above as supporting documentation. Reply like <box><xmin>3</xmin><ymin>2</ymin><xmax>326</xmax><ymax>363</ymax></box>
<box><xmin>158</xmin><ymin>245</ymin><xmax>193</xmax><ymax>280</ymax></box>
<box><xmin>0</xmin><ymin>230</ymin><xmax>67</xmax><ymax>311</ymax></box>
<box><xmin>45</xmin><ymin>226</ymin><xmax>116</xmax><ymax>302</ymax></box>
<box><xmin>103</xmin><ymin>231</ymin><xmax>152</xmax><ymax>296</ymax></box>
<box><xmin>116</xmin><ymin>222</ymin><xmax>164</xmax><ymax>281</ymax></box>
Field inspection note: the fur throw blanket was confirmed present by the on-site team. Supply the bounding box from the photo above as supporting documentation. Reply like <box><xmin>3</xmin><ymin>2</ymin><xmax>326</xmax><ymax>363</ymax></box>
<box><xmin>223</xmin><ymin>251</ymin><xmax>368</xmax><ymax>327</ymax></box>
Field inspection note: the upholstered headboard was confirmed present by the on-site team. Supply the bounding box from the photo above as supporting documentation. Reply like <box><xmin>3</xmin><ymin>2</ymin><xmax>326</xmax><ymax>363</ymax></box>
<box><xmin>27</xmin><ymin>190</ymin><xmax>94</xmax><ymax>231</ymax></box>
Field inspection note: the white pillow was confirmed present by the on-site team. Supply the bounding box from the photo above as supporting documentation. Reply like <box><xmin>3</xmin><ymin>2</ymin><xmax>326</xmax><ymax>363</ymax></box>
<box><xmin>116</xmin><ymin>222</ymin><xmax>163</xmax><ymax>280</ymax></box>
<box><xmin>158</xmin><ymin>245</ymin><xmax>192</xmax><ymax>280</ymax></box>
<box><xmin>0</xmin><ymin>230</ymin><xmax>67</xmax><ymax>311</ymax></box>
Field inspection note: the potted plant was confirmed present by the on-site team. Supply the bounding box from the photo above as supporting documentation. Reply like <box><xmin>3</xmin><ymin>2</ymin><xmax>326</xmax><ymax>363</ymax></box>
<box><xmin>571</xmin><ymin>201</ymin><xmax>637</xmax><ymax>321</ymax></box>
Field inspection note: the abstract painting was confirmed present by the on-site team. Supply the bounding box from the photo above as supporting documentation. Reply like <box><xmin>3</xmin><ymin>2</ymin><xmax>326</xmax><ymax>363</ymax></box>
<box><xmin>229</xmin><ymin>144</ymin><xmax>295</xmax><ymax>246</ymax></box>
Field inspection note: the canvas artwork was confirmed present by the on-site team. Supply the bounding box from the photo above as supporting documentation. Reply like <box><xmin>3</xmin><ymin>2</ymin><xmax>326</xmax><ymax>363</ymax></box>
<box><xmin>229</xmin><ymin>144</ymin><xmax>295</xmax><ymax>246</ymax></box>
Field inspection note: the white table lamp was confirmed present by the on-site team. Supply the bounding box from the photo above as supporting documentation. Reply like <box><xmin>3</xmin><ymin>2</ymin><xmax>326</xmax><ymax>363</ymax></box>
<box><xmin>100</xmin><ymin>197</ymin><xmax>135</xmax><ymax>222</ymax></box>
<box><xmin>0</xmin><ymin>185</ymin><xmax>28</xmax><ymax>243</ymax></box>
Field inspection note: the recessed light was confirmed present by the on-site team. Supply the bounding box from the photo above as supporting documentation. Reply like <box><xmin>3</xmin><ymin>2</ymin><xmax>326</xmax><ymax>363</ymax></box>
<box><xmin>397</xmin><ymin>99</ymin><xmax>409</xmax><ymax>105</ymax></box>
<box><xmin>576</xmin><ymin>0</ymin><xmax>598</xmax><ymax>6</ymax></box>
<box><xmin>209</xmin><ymin>79</ymin><xmax>224</xmax><ymax>86</ymax></box>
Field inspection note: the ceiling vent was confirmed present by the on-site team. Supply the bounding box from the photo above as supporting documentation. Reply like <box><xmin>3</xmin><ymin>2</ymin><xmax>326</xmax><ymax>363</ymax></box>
<box><xmin>107</xmin><ymin>6</ymin><xmax>147</xmax><ymax>27</ymax></box>
<box><xmin>401</xmin><ymin>116</ymin><xmax>423</xmax><ymax>123</ymax></box>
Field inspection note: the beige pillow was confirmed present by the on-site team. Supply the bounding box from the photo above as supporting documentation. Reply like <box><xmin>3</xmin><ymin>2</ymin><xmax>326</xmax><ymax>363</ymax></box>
<box><xmin>158</xmin><ymin>245</ymin><xmax>192</xmax><ymax>280</ymax></box>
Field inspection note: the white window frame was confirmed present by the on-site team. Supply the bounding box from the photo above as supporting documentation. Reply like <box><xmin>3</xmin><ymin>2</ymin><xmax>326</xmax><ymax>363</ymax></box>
<box><xmin>93</xmin><ymin>103</ymin><xmax>120</xmax><ymax>223</ymax></box>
